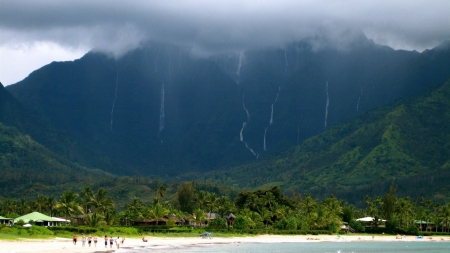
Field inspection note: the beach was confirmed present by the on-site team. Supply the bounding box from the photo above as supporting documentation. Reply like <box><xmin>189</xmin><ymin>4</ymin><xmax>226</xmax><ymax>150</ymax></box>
<box><xmin>1</xmin><ymin>235</ymin><xmax>449</xmax><ymax>253</ymax></box>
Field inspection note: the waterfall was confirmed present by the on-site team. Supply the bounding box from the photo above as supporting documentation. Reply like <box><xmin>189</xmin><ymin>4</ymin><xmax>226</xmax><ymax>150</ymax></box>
<box><xmin>324</xmin><ymin>81</ymin><xmax>329</xmax><ymax>129</ymax></box>
<box><xmin>264</xmin><ymin>87</ymin><xmax>281</xmax><ymax>151</ymax></box>
<box><xmin>237</xmin><ymin>52</ymin><xmax>244</xmax><ymax>76</ymax></box>
<box><xmin>240</xmin><ymin>94</ymin><xmax>258</xmax><ymax>158</ymax></box>
<box><xmin>110</xmin><ymin>73</ymin><xmax>119</xmax><ymax>133</ymax></box>
<box><xmin>159</xmin><ymin>82</ymin><xmax>165</xmax><ymax>134</ymax></box>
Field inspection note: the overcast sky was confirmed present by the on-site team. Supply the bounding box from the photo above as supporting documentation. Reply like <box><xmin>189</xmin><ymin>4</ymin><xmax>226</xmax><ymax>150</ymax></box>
<box><xmin>1</xmin><ymin>0</ymin><xmax>449</xmax><ymax>86</ymax></box>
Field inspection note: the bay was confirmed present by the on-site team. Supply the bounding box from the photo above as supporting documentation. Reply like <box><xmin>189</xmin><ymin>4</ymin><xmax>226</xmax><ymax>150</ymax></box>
<box><xmin>117</xmin><ymin>241</ymin><xmax>450</xmax><ymax>253</ymax></box>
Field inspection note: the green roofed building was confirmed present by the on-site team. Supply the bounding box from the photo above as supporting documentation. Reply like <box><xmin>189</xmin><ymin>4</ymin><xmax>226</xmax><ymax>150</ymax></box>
<box><xmin>0</xmin><ymin>216</ymin><xmax>14</xmax><ymax>225</ymax></box>
<box><xmin>14</xmin><ymin>212</ymin><xmax>69</xmax><ymax>227</ymax></box>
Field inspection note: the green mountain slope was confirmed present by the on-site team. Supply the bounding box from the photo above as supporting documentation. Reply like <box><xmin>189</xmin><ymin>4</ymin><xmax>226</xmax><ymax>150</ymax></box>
<box><xmin>196</xmin><ymin>78</ymin><xmax>450</xmax><ymax>201</ymax></box>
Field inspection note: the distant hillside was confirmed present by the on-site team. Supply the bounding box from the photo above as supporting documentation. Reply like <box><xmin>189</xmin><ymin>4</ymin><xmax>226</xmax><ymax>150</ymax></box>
<box><xmin>6</xmin><ymin>38</ymin><xmax>450</xmax><ymax>177</ymax></box>
<box><xmin>1</xmin><ymin>82</ymin><xmax>123</xmax><ymax>174</ymax></box>
<box><xmin>195</xmin><ymin>78</ymin><xmax>450</xmax><ymax>202</ymax></box>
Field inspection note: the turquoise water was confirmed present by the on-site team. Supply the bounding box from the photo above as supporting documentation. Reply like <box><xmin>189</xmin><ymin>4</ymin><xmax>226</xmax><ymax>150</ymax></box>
<box><xmin>117</xmin><ymin>241</ymin><xmax>450</xmax><ymax>253</ymax></box>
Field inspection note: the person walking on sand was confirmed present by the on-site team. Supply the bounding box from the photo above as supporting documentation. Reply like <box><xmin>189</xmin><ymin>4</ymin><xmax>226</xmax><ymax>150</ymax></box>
<box><xmin>115</xmin><ymin>236</ymin><xmax>121</xmax><ymax>249</ymax></box>
<box><xmin>73</xmin><ymin>234</ymin><xmax>77</xmax><ymax>245</ymax></box>
<box><xmin>94</xmin><ymin>235</ymin><xmax>98</xmax><ymax>247</ymax></box>
<box><xmin>88</xmin><ymin>234</ymin><xmax>92</xmax><ymax>247</ymax></box>
<box><xmin>82</xmin><ymin>234</ymin><xmax>86</xmax><ymax>247</ymax></box>
<box><xmin>109</xmin><ymin>236</ymin><xmax>114</xmax><ymax>248</ymax></box>
<box><xmin>104</xmin><ymin>235</ymin><xmax>108</xmax><ymax>248</ymax></box>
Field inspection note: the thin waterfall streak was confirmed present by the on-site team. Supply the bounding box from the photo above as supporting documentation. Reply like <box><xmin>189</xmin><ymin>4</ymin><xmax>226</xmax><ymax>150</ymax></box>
<box><xmin>237</xmin><ymin>52</ymin><xmax>244</xmax><ymax>76</ymax></box>
<box><xmin>110</xmin><ymin>73</ymin><xmax>119</xmax><ymax>133</ymax></box>
<box><xmin>240</xmin><ymin>93</ymin><xmax>257</xmax><ymax>158</ymax></box>
<box><xmin>240</xmin><ymin>122</ymin><xmax>246</xmax><ymax>142</ymax></box>
<box><xmin>269</xmin><ymin>105</ymin><xmax>274</xmax><ymax>125</ymax></box>
<box><xmin>324</xmin><ymin>81</ymin><xmax>329</xmax><ymax>129</ymax></box>
<box><xmin>274</xmin><ymin>87</ymin><xmax>280</xmax><ymax>103</ymax></box>
<box><xmin>159</xmin><ymin>83</ymin><xmax>165</xmax><ymax>134</ymax></box>
<box><xmin>265</xmin><ymin>86</ymin><xmax>281</xmax><ymax>150</ymax></box>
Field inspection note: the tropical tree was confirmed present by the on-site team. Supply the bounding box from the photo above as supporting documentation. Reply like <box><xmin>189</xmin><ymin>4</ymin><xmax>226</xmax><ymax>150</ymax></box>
<box><xmin>192</xmin><ymin>191</ymin><xmax>209</xmax><ymax>210</ymax></box>
<box><xmin>33</xmin><ymin>195</ymin><xmax>48</xmax><ymax>213</ymax></box>
<box><xmin>206</xmin><ymin>193</ymin><xmax>219</xmax><ymax>218</ymax></box>
<box><xmin>80</xmin><ymin>187</ymin><xmax>94</xmax><ymax>214</ymax></box>
<box><xmin>176</xmin><ymin>182</ymin><xmax>195</xmax><ymax>213</ymax></box>
<box><xmin>55</xmin><ymin>190</ymin><xmax>84</xmax><ymax>219</ymax></box>
<box><xmin>46</xmin><ymin>196</ymin><xmax>57</xmax><ymax>217</ymax></box>
<box><xmin>299</xmin><ymin>194</ymin><xmax>317</xmax><ymax>215</ymax></box>
<box><xmin>146</xmin><ymin>203</ymin><xmax>169</xmax><ymax>225</ymax></box>
<box><xmin>85</xmin><ymin>212</ymin><xmax>106</xmax><ymax>227</ymax></box>
<box><xmin>18</xmin><ymin>198</ymin><xmax>30</xmax><ymax>215</ymax></box>
<box><xmin>90</xmin><ymin>188</ymin><xmax>114</xmax><ymax>215</ymax></box>
<box><xmin>154</xmin><ymin>186</ymin><xmax>167</xmax><ymax>203</ymax></box>
<box><xmin>125</xmin><ymin>197</ymin><xmax>144</xmax><ymax>219</ymax></box>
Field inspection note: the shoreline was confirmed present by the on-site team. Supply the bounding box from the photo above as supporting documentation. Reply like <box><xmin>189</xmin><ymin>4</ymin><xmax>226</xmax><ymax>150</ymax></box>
<box><xmin>1</xmin><ymin>235</ymin><xmax>449</xmax><ymax>253</ymax></box>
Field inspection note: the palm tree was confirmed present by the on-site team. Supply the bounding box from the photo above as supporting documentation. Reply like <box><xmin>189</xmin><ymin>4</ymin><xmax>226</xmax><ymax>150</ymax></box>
<box><xmin>91</xmin><ymin>188</ymin><xmax>114</xmax><ymax>215</ymax></box>
<box><xmin>18</xmin><ymin>198</ymin><xmax>30</xmax><ymax>215</ymax></box>
<box><xmin>33</xmin><ymin>195</ymin><xmax>48</xmax><ymax>213</ymax></box>
<box><xmin>146</xmin><ymin>203</ymin><xmax>169</xmax><ymax>226</ymax></box>
<box><xmin>46</xmin><ymin>197</ymin><xmax>57</xmax><ymax>217</ymax></box>
<box><xmin>299</xmin><ymin>194</ymin><xmax>317</xmax><ymax>215</ymax></box>
<box><xmin>56</xmin><ymin>190</ymin><xmax>84</xmax><ymax>219</ymax></box>
<box><xmin>155</xmin><ymin>186</ymin><xmax>167</xmax><ymax>203</ymax></box>
<box><xmin>258</xmin><ymin>207</ymin><xmax>273</xmax><ymax>228</ymax></box>
<box><xmin>192</xmin><ymin>208</ymin><xmax>207</xmax><ymax>227</ymax></box>
<box><xmin>85</xmin><ymin>212</ymin><xmax>106</xmax><ymax>227</ymax></box>
<box><xmin>80</xmin><ymin>187</ymin><xmax>94</xmax><ymax>214</ymax></box>
<box><xmin>5</xmin><ymin>199</ymin><xmax>17</xmax><ymax>215</ymax></box>
<box><xmin>262</xmin><ymin>192</ymin><xmax>277</xmax><ymax>211</ymax></box>
<box><xmin>206</xmin><ymin>193</ymin><xmax>219</xmax><ymax>218</ymax></box>
<box><xmin>192</xmin><ymin>191</ymin><xmax>208</xmax><ymax>210</ymax></box>
<box><xmin>125</xmin><ymin>197</ymin><xmax>144</xmax><ymax>219</ymax></box>
<box><xmin>396</xmin><ymin>197</ymin><xmax>414</xmax><ymax>229</ymax></box>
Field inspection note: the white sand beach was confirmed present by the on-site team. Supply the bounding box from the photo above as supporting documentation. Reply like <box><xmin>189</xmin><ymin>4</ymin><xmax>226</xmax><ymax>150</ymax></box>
<box><xmin>1</xmin><ymin>235</ymin><xmax>449</xmax><ymax>253</ymax></box>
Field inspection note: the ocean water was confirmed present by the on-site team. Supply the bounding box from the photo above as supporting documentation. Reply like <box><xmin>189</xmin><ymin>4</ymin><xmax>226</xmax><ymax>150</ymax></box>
<box><xmin>116</xmin><ymin>241</ymin><xmax>450</xmax><ymax>253</ymax></box>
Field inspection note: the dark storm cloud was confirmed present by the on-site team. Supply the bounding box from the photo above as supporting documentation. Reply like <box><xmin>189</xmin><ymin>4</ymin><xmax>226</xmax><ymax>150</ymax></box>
<box><xmin>1</xmin><ymin>0</ymin><xmax>449</xmax><ymax>56</ymax></box>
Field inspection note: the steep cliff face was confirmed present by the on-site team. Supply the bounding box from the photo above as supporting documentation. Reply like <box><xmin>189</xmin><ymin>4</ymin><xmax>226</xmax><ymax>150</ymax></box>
<box><xmin>6</xmin><ymin>39</ymin><xmax>450</xmax><ymax>176</ymax></box>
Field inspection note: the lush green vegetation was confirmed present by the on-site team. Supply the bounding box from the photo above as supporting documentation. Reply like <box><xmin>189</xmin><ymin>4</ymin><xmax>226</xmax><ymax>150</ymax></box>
<box><xmin>2</xmin><ymin>185</ymin><xmax>450</xmax><ymax>239</ymax></box>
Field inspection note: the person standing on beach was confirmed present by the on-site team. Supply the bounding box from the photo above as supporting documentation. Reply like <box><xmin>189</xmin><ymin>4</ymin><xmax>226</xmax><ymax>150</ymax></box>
<box><xmin>104</xmin><ymin>235</ymin><xmax>108</xmax><ymax>248</ymax></box>
<box><xmin>88</xmin><ymin>234</ymin><xmax>92</xmax><ymax>247</ymax></box>
<box><xmin>94</xmin><ymin>235</ymin><xmax>98</xmax><ymax>247</ymax></box>
<box><xmin>115</xmin><ymin>236</ymin><xmax>121</xmax><ymax>249</ymax></box>
<box><xmin>109</xmin><ymin>236</ymin><xmax>114</xmax><ymax>248</ymax></box>
<box><xmin>72</xmin><ymin>234</ymin><xmax>77</xmax><ymax>245</ymax></box>
<box><xmin>82</xmin><ymin>234</ymin><xmax>86</xmax><ymax>247</ymax></box>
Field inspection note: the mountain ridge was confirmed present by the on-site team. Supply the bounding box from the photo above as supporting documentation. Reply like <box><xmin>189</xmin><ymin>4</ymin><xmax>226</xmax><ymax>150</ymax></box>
<box><xmin>5</xmin><ymin>38</ymin><xmax>450</xmax><ymax>177</ymax></box>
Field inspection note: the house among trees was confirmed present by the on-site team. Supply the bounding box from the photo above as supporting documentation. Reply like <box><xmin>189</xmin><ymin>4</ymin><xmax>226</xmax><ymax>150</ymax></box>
<box><xmin>0</xmin><ymin>216</ymin><xmax>14</xmax><ymax>226</ymax></box>
<box><xmin>414</xmin><ymin>220</ymin><xmax>434</xmax><ymax>231</ymax></box>
<box><xmin>226</xmin><ymin>213</ymin><xmax>236</xmax><ymax>227</ymax></box>
<box><xmin>14</xmin><ymin>212</ymin><xmax>69</xmax><ymax>227</ymax></box>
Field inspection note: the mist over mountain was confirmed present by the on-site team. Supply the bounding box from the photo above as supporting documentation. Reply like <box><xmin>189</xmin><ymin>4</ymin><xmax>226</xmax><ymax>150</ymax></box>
<box><xmin>6</xmin><ymin>36</ymin><xmax>450</xmax><ymax>177</ymax></box>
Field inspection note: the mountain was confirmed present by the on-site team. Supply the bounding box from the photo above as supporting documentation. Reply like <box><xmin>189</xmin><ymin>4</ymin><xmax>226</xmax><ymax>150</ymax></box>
<box><xmin>196</xmin><ymin>78</ymin><xmax>450</xmax><ymax>202</ymax></box>
<box><xmin>6</xmin><ymin>37</ymin><xmax>450</xmax><ymax>176</ymax></box>
<box><xmin>1</xmin><ymin>82</ymin><xmax>121</xmax><ymax>174</ymax></box>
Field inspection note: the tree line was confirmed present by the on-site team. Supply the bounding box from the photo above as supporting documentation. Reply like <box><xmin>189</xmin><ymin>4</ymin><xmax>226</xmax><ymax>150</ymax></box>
<box><xmin>1</xmin><ymin>184</ymin><xmax>450</xmax><ymax>234</ymax></box>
